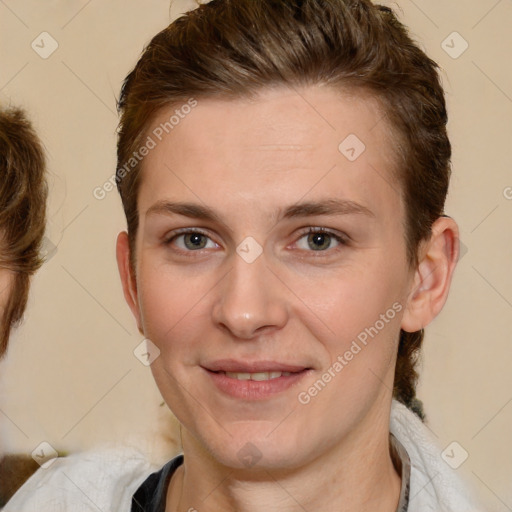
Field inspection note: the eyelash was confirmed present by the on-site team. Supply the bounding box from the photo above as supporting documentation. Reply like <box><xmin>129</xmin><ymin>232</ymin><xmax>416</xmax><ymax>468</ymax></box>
<box><xmin>296</xmin><ymin>227</ymin><xmax>349</xmax><ymax>254</ymax></box>
<box><xmin>163</xmin><ymin>227</ymin><xmax>349</xmax><ymax>257</ymax></box>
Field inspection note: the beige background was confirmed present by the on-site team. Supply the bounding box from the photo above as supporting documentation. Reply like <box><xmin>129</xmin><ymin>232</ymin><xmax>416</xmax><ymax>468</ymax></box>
<box><xmin>0</xmin><ymin>0</ymin><xmax>511</xmax><ymax>509</ymax></box>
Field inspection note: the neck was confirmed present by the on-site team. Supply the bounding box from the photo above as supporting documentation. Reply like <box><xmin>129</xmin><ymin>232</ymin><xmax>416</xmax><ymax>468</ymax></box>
<box><xmin>166</xmin><ymin>406</ymin><xmax>402</xmax><ymax>512</ymax></box>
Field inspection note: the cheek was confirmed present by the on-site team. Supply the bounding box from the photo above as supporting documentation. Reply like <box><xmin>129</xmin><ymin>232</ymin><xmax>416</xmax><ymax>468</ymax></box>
<box><xmin>290</xmin><ymin>261</ymin><xmax>404</xmax><ymax>349</ymax></box>
<box><xmin>136</xmin><ymin>262</ymin><xmax>212</xmax><ymax>355</ymax></box>
<box><xmin>297</xmin><ymin>274</ymin><xmax>404</xmax><ymax>407</ymax></box>
<box><xmin>0</xmin><ymin>270</ymin><xmax>14</xmax><ymax>311</ymax></box>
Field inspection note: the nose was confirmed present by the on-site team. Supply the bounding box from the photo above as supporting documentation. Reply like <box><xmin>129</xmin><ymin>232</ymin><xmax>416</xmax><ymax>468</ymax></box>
<box><xmin>211</xmin><ymin>250</ymin><xmax>289</xmax><ymax>340</ymax></box>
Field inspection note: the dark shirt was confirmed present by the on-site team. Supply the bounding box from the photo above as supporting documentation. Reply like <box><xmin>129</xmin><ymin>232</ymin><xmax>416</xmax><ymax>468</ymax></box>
<box><xmin>131</xmin><ymin>434</ymin><xmax>410</xmax><ymax>512</ymax></box>
<box><xmin>132</xmin><ymin>455</ymin><xmax>183</xmax><ymax>512</ymax></box>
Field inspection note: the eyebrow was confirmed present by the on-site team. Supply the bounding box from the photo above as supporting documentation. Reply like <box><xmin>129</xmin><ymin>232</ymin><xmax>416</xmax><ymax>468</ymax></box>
<box><xmin>145</xmin><ymin>198</ymin><xmax>375</xmax><ymax>223</ymax></box>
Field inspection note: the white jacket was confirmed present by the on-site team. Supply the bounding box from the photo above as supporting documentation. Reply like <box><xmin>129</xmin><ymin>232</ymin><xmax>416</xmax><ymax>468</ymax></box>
<box><xmin>4</xmin><ymin>400</ymin><xmax>485</xmax><ymax>511</ymax></box>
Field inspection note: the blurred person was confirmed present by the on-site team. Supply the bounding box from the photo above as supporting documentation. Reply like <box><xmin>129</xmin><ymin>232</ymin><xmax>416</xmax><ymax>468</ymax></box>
<box><xmin>0</xmin><ymin>105</ymin><xmax>47</xmax><ymax>504</ymax></box>
<box><xmin>0</xmin><ymin>106</ymin><xmax>47</xmax><ymax>358</ymax></box>
<box><xmin>6</xmin><ymin>1</ymin><xmax>484</xmax><ymax>511</ymax></box>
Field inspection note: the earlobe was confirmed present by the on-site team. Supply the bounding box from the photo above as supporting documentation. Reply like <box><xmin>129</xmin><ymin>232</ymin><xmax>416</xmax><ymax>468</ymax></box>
<box><xmin>401</xmin><ymin>217</ymin><xmax>459</xmax><ymax>333</ymax></box>
<box><xmin>116</xmin><ymin>232</ymin><xmax>143</xmax><ymax>333</ymax></box>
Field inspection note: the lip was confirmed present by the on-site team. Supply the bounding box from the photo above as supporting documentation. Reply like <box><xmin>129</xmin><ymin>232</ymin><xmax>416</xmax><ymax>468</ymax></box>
<box><xmin>203</xmin><ymin>359</ymin><xmax>309</xmax><ymax>373</ymax></box>
<box><xmin>202</xmin><ymin>359</ymin><xmax>312</xmax><ymax>400</ymax></box>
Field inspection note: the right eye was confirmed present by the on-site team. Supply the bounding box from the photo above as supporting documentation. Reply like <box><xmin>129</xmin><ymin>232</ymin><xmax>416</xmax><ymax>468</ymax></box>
<box><xmin>164</xmin><ymin>229</ymin><xmax>219</xmax><ymax>253</ymax></box>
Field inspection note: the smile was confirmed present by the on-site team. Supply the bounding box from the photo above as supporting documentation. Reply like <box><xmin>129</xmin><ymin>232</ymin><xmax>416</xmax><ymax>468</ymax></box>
<box><xmin>203</xmin><ymin>363</ymin><xmax>311</xmax><ymax>400</ymax></box>
<box><xmin>224</xmin><ymin>371</ymin><xmax>293</xmax><ymax>381</ymax></box>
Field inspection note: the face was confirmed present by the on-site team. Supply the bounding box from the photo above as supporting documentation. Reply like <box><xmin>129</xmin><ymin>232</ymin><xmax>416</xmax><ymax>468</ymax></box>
<box><xmin>119</xmin><ymin>85</ymin><xmax>418</xmax><ymax>470</ymax></box>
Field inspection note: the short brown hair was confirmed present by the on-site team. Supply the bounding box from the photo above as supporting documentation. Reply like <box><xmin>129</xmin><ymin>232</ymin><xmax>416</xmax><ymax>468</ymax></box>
<box><xmin>0</xmin><ymin>106</ymin><xmax>47</xmax><ymax>357</ymax></box>
<box><xmin>116</xmin><ymin>0</ymin><xmax>452</xmax><ymax>420</ymax></box>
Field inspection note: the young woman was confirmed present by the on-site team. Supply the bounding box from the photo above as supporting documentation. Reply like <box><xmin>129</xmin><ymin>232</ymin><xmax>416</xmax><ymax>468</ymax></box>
<box><xmin>0</xmin><ymin>106</ymin><xmax>47</xmax><ymax>358</ymax></box>
<box><xmin>6</xmin><ymin>1</ymin><xmax>483</xmax><ymax>510</ymax></box>
<box><xmin>0</xmin><ymin>105</ymin><xmax>48</xmax><ymax>505</ymax></box>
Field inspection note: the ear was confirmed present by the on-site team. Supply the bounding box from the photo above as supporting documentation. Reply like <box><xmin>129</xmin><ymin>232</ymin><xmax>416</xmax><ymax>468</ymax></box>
<box><xmin>116</xmin><ymin>231</ymin><xmax>143</xmax><ymax>333</ymax></box>
<box><xmin>401</xmin><ymin>216</ymin><xmax>459</xmax><ymax>332</ymax></box>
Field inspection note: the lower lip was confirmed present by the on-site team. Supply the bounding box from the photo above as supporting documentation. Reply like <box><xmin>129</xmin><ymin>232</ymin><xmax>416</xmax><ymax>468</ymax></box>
<box><xmin>204</xmin><ymin>369</ymin><xmax>310</xmax><ymax>400</ymax></box>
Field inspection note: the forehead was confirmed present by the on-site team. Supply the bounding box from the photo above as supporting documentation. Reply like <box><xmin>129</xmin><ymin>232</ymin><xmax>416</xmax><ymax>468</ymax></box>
<box><xmin>137</xmin><ymin>85</ymin><xmax>402</xmax><ymax>223</ymax></box>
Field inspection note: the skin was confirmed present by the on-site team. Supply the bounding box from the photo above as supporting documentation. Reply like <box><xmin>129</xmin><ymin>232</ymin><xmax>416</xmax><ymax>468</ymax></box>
<box><xmin>0</xmin><ymin>266</ymin><xmax>15</xmax><ymax>356</ymax></box>
<box><xmin>117</xmin><ymin>85</ymin><xmax>459</xmax><ymax>512</ymax></box>
<box><xmin>0</xmin><ymin>269</ymin><xmax>13</xmax><ymax>316</ymax></box>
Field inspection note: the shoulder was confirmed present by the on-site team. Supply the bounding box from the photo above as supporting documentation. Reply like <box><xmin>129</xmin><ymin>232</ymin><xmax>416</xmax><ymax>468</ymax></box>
<box><xmin>390</xmin><ymin>399</ymin><xmax>483</xmax><ymax>512</ymax></box>
<box><xmin>4</xmin><ymin>445</ymin><xmax>159</xmax><ymax>512</ymax></box>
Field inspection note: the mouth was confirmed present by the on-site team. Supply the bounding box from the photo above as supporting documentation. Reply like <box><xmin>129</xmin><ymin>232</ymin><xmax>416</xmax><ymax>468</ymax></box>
<box><xmin>203</xmin><ymin>359</ymin><xmax>310</xmax><ymax>373</ymax></box>
<box><xmin>221</xmin><ymin>370</ymin><xmax>295</xmax><ymax>381</ymax></box>
<box><xmin>202</xmin><ymin>360</ymin><xmax>312</xmax><ymax>400</ymax></box>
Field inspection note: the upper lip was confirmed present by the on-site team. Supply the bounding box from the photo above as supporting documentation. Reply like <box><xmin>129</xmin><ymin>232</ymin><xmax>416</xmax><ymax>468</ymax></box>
<box><xmin>202</xmin><ymin>359</ymin><xmax>309</xmax><ymax>373</ymax></box>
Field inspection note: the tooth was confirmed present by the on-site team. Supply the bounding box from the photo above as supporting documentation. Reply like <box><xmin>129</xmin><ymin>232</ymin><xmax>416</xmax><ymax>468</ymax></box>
<box><xmin>226</xmin><ymin>372</ymin><xmax>251</xmax><ymax>380</ymax></box>
<box><xmin>223</xmin><ymin>371</ymin><xmax>296</xmax><ymax>381</ymax></box>
<box><xmin>250</xmin><ymin>372</ymin><xmax>270</xmax><ymax>381</ymax></box>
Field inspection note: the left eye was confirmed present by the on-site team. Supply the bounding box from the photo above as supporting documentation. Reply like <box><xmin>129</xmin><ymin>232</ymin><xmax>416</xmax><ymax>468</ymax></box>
<box><xmin>295</xmin><ymin>229</ymin><xmax>346</xmax><ymax>252</ymax></box>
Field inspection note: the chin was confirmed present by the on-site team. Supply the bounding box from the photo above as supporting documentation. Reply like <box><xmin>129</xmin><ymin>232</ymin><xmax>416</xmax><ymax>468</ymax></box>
<box><xmin>202</xmin><ymin>428</ymin><xmax>306</xmax><ymax>471</ymax></box>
